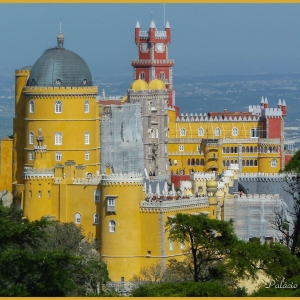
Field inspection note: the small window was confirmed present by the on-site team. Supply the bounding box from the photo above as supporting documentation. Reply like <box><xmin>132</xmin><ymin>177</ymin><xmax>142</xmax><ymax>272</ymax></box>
<box><xmin>180</xmin><ymin>242</ymin><xmax>184</xmax><ymax>250</ymax></box>
<box><xmin>55</xmin><ymin>101</ymin><xmax>62</xmax><ymax>113</ymax></box>
<box><xmin>75</xmin><ymin>213</ymin><xmax>81</xmax><ymax>224</ymax></box>
<box><xmin>179</xmin><ymin>145</ymin><xmax>184</xmax><ymax>152</ymax></box>
<box><xmin>54</xmin><ymin>132</ymin><xmax>62</xmax><ymax>145</ymax></box>
<box><xmin>93</xmin><ymin>213</ymin><xmax>99</xmax><ymax>225</ymax></box>
<box><xmin>170</xmin><ymin>241</ymin><xmax>174</xmax><ymax>251</ymax></box>
<box><xmin>159</xmin><ymin>72</ymin><xmax>165</xmax><ymax>80</ymax></box>
<box><xmin>85</xmin><ymin>151</ymin><xmax>90</xmax><ymax>161</ymax></box>
<box><xmin>215</xmin><ymin>128</ymin><xmax>221</xmax><ymax>136</ymax></box>
<box><xmin>94</xmin><ymin>190</ymin><xmax>100</xmax><ymax>202</ymax></box>
<box><xmin>38</xmin><ymin>191</ymin><xmax>42</xmax><ymax>198</ymax></box>
<box><xmin>109</xmin><ymin>220</ymin><xmax>116</xmax><ymax>232</ymax></box>
<box><xmin>180</xmin><ymin>128</ymin><xmax>186</xmax><ymax>136</ymax></box>
<box><xmin>140</xmin><ymin>72</ymin><xmax>145</xmax><ymax>80</ymax></box>
<box><xmin>84</xmin><ymin>132</ymin><xmax>90</xmax><ymax>145</ymax></box>
<box><xmin>107</xmin><ymin>197</ymin><xmax>116</xmax><ymax>212</ymax></box>
<box><xmin>55</xmin><ymin>152</ymin><xmax>62</xmax><ymax>161</ymax></box>
<box><xmin>198</xmin><ymin>127</ymin><xmax>204</xmax><ymax>136</ymax></box>
<box><xmin>29</xmin><ymin>100</ymin><xmax>34</xmax><ymax>113</ymax></box>
<box><xmin>29</xmin><ymin>132</ymin><xmax>34</xmax><ymax>145</ymax></box>
<box><xmin>29</xmin><ymin>152</ymin><xmax>34</xmax><ymax>160</ymax></box>
<box><xmin>250</xmin><ymin>128</ymin><xmax>260</xmax><ymax>138</ymax></box>
<box><xmin>48</xmin><ymin>191</ymin><xmax>51</xmax><ymax>198</ymax></box>
<box><xmin>271</xmin><ymin>159</ymin><xmax>277</xmax><ymax>168</ymax></box>
<box><xmin>29</xmin><ymin>190</ymin><xmax>32</xmax><ymax>198</ymax></box>
<box><xmin>197</xmin><ymin>145</ymin><xmax>200</xmax><ymax>152</ymax></box>
<box><xmin>232</xmin><ymin>127</ymin><xmax>238</xmax><ymax>136</ymax></box>
<box><xmin>84</xmin><ymin>101</ymin><xmax>89</xmax><ymax>113</ymax></box>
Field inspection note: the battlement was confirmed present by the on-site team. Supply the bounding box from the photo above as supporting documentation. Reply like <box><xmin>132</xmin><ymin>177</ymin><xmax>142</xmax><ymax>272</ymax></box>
<box><xmin>262</xmin><ymin>107</ymin><xmax>282</xmax><ymax>118</ymax></box>
<box><xmin>131</xmin><ymin>59</ymin><xmax>174</xmax><ymax>66</ymax></box>
<box><xmin>73</xmin><ymin>175</ymin><xmax>101</xmax><ymax>185</ymax></box>
<box><xmin>140</xmin><ymin>196</ymin><xmax>209</xmax><ymax>211</ymax></box>
<box><xmin>101</xmin><ymin>173</ymin><xmax>143</xmax><ymax>185</ymax></box>
<box><xmin>238</xmin><ymin>172</ymin><xmax>285</xmax><ymax>182</ymax></box>
<box><xmin>233</xmin><ymin>193</ymin><xmax>280</xmax><ymax>200</ymax></box>
<box><xmin>176</xmin><ymin>114</ymin><xmax>260</xmax><ymax>122</ymax></box>
<box><xmin>23</xmin><ymin>85</ymin><xmax>98</xmax><ymax>95</ymax></box>
<box><xmin>191</xmin><ymin>172</ymin><xmax>216</xmax><ymax>181</ymax></box>
<box><xmin>23</xmin><ymin>166</ymin><xmax>54</xmax><ymax>179</ymax></box>
<box><xmin>15</xmin><ymin>69</ymin><xmax>30</xmax><ymax>75</ymax></box>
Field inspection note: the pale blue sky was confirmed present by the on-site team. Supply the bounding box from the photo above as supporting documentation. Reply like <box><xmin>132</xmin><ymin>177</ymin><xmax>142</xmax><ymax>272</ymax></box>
<box><xmin>0</xmin><ymin>4</ymin><xmax>300</xmax><ymax>77</ymax></box>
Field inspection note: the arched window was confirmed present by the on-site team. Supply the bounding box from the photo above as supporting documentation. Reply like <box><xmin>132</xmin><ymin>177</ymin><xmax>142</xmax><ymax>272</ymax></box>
<box><xmin>254</xmin><ymin>146</ymin><xmax>257</xmax><ymax>152</ymax></box>
<box><xmin>215</xmin><ymin>128</ymin><xmax>221</xmax><ymax>136</ymax></box>
<box><xmin>254</xmin><ymin>160</ymin><xmax>258</xmax><ymax>166</ymax></box>
<box><xmin>198</xmin><ymin>127</ymin><xmax>204</xmax><ymax>136</ymax></box>
<box><xmin>223</xmin><ymin>160</ymin><xmax>226</xmax><ymax>167</ymax></box>
<box><xmin>84</xmin><ymin>101</ymin><xmax>89</xmax><ymax>113</ymax></box>
<box><xmin>155</xmin><ymin>128</ymin><xmax>159</xmax><ymax>138</ymax></box>
<box><xmin>29</xmin><ymin>100</ymin><xmax>34</xmax><ymax>113</ymax></box>
<box><xmin>187</xmin><ymin>158</ymin><xmax>191</xmax><ymax>166</ymax></box>
<box><xmin>55</xmin><ymin>101</ymin><xmax>62</xmax><ymax>113</ymax></box>
<box><xmin>159</xmin><ymin>72</ymin><xmax>165</xmax><ymax>80</ymax></box>
<box><xmin>94</xmin><ymin>190</ymin><xmax>100</xmax><ymax>202</ymax></box>
<box><xmin>191</xmin><ymin>158</ymin><xmax>195</xmax><ymax>166</ymax></box>
<box><xmin>271</xmin><ymin>159</ymin><xmax>277</xmax><ymax>168</ymax></box>
<box><xmin>242</xmin><ymin>160</ymin><xmax>245</xmax><ymax>166</ymax></box>
<box><xmin>140</xmin><ymin>72</ymin><xmax>145</xmax><ymax>80</ymax></box>
<box><xmin>109</xmin><ymin>220</ymin><xmax>116</xmax><ymax>232</ymax></box>
<box><xmin>93</xmin><ymin>213</ymin><xmax>99</xmax><ymax>225</ymax></box>
<box><xmin>180</xmin><ymin>128</ymin><xmax>186</xmax><ymax>136</ymax></box>
<box><xmin>246</xmin><ymin>147</ymin><xmax>249</xmax><ymax>153</ymax></box>
<box><xmin>75</xmin><ymin>213</ymin><xmax>81</xmax><ymax>224</ymax></box>
<box><xmin>84</xmin><ymin>132</ymin><xmax>90</xmax><ymax>145</ymax></box>
<box><xmin>250</xmin><ymin>146</ymin><xmax>253</xmax><ymax>153</ymax></box>
<box><xmin>250</xmin><ymin>160</ymin><xmax>253</xmax><ymax>166</ymax></box>
<box><xmin>232</xmin><ymin>127</ymin><xmax>238</xmax><ymax>136</ymax></box>
<box><xmin>55</xmin><ymin>152</ymin><xmax>62</xmax><ymax>161</ymax></box>
<box><xmin>242</xmin><ymin>147</ymin><xmax>245</xmax><ymax>153</ymax></box>
<box><xmin>196</xmin><ymin>158</ymin><xmax>199</xmax><ymax>165</ymax></box>
<box><xmin>246</xmin><ymin>160</ymin><xmax>250</xmax><ymax>166</ymax></box>
<box><xmin>54</xmin><ymin>132</ymin><xmax>62</xmax><ymax>145</ymax></box>
<box><xmin>29</xmin><ymin>132</ymin><xmax>34</xmax><ymax>145</ymax></box>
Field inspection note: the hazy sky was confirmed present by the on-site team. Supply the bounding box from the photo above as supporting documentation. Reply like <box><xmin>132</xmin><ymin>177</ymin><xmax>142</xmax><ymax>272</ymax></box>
<box><xmin>1</xmin><ymin>4</ymin><xmax>300</xmax><ymax>77</ymax></box>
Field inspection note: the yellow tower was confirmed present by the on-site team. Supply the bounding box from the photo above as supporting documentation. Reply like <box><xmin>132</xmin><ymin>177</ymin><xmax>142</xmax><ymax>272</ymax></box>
<box><xmin>13</xmin><ymin>32</ymin><xmax>99</xmax><ymax>214</ymax></box>
<box><xmin>99</xmin><ymin>173</ymin><xmax>144</xmax><ymax>281</ymax></box>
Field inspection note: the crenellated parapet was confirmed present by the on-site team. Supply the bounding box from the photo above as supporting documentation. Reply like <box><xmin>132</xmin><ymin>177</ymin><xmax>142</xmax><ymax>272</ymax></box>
<box><xmin>101</xmin><ymin>173</ymin><xmax>143</xmax><ymax>186</ymax></box>
<box><xmin>234</xmin><ymin>193</ymin><xmax>280</xmax><ymax>200</ymax></box>
<box><xmin>176</xmin><ymin>114</ymin><xmax>260</xmax><ymax>122</ymax></box>
<box><xmin>73</xmin><ymin>175</ymin><xmax>101</xmax><ymax>185</ymax></box>
<box><xmin>23</xmin><ymin>166</ymin><xmax>54</xmax><ymax>180</ymax></box>
<box><xmin>238</xmin><ymin>172</ymin><xmax>285</xmax><ymax>182</ymax></box>
<box><xmin>23</xmin><ymin>85</ymin><xmax>98</xmax><ymax>96</ymax></box>
<box><xmin>140</xmin><ymin>196</ymin><xmax>209</xmax><ymax>213</ymax></box>
<box><xmin>191</xmin><ymin>172</ymin><xmax>216</xmax><ymax>181</ymax></box>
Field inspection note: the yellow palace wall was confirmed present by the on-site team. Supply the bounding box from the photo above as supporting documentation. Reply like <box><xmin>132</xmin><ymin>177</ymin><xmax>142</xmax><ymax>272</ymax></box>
<box><xmin>167</xmin><ymin>109</ymin><xmax>281</xmax><ymax>175</ymax></box>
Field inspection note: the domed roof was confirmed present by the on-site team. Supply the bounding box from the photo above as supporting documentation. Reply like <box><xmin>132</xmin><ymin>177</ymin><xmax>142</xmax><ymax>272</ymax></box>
<box><xmin>130</xmin><ymin>79</ymin><xmax>148</xmax><ymax>91</ymax></box>
<box><xmin>27</xmin><ymin>35</ymin><xmax>93</xmax><ymax>87</ymax></box>
<box><xmin>149</xmin><ymin>79</ymin><xmax>166</xmax><ymax>90</ymax></box>
<box><xmin>206</xmin><ymin>179</ymin><xmax>218</xmax><ymax>189</ymax></box>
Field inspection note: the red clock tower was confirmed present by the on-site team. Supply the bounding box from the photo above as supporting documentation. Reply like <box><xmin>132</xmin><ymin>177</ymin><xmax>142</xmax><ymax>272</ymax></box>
<box><xmin>132</xmin><ymin>19</ymin><xmax>176</xmax><ymax>107</ymax></box>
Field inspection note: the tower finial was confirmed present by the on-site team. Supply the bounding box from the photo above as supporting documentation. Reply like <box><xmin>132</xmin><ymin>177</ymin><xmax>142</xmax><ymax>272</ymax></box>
<box><xmin>57</xmin><ymin>20</ymin><xmax>64</xmax><ymax>48</ymax></box>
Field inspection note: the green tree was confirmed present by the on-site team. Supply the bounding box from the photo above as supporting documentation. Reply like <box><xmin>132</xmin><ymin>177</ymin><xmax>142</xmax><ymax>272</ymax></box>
<box><xmin>165</xmin><ymin>213</ymin><xmax>238</xmax><ymax>283</ymax></box>
<box><xmin>0</xmin><ymin>204</ymin><xmax>109</xmax><ymax>296</ymax></box>
<box><xmin>275</xmin><ymin>148</ymin><xmax>300</xmax><ymax>257</ymax></box>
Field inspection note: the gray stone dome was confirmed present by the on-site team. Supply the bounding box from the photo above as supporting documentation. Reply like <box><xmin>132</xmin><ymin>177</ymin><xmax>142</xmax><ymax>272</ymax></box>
<box><xmin>27</xmin><ymin>46</ymin><xmax>93</xmax><ymax>87</ymax></box>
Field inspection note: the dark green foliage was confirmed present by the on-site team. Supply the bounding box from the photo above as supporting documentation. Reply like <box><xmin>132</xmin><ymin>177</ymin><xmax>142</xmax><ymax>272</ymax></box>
<box><xmin>283</xmin><ymin>148</ymin><xmax>300</xmax><ymax>174</ymax></box>
<box><xmin>131</xmin><ymin>281</ymin><xmax>238</xmax><ymax>297</ymax></box>
<box><xmin>0</xmin><ymin>203</ymin><xmax>109</xmax><ymax>296</ymax></box>
<box><xmin>165</xmin><ymin>213</ymin><xmax>239</xmax><ymax>283</ymax></box>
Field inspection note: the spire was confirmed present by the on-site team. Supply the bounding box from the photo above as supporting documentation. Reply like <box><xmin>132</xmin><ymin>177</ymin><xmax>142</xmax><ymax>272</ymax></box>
<box><xmin>282</xmin><ymin>99</ymin><xmax>286</xmax><ymax>106</ymax></box>
<box><xmin>150</xmin><ymin>12</ymin><xmax>156</xmax><ymax>28</ymax></box>
<box><xmin>261</xmin><ymin>96</ymin><xmax>265</xmax><ymax>104</ymax></box>
<box><xmin>278</xmin><ymin>99</ymin><xmax>282</xmax><ymax>106</ymax></box>
<box><xmin>57</xmin><ymin>20</ymin><xmax>64</xmax><ymax>48</ymax></box>
<box><xmin>264</xmin><ymin>97</ymin><xmax>268</xmax><ymax>103</ymax></box>
<box><xmin>102</xmin><ymin>89</ymin><xmax>106</xmax><ymax>98</ymax></box>
<box><xmin>165</xmin><ymin>20</ymin><xmax>170</xmax><ymax>28</ymax></box>
<box><xmin>135</xmin><ymin>20</ymin><xmax>140</xmax><ymax>28</ymax></box>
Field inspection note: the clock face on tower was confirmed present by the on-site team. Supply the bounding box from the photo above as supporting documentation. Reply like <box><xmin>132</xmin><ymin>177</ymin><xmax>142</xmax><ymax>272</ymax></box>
<box><xmin>141</xmin><ymin>43</ymin><xmax>149</xmax><ymax>53</ymax></box>
<box><xmin>155</xmin><ymin>43</ymin><xmax>165</xmax><ymax>53</ymax></box>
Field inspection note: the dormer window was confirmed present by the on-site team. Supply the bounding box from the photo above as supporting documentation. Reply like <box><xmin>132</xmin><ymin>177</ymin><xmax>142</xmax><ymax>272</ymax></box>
<box><xmin>55</xmin><ymin>79</ymin><xmax>62</xmax><ymax>86</ymax></box>
<box><xmin>82</xmin><ymin>79</ymin><xmax>87</xmax><ymax>85</ymax></box>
